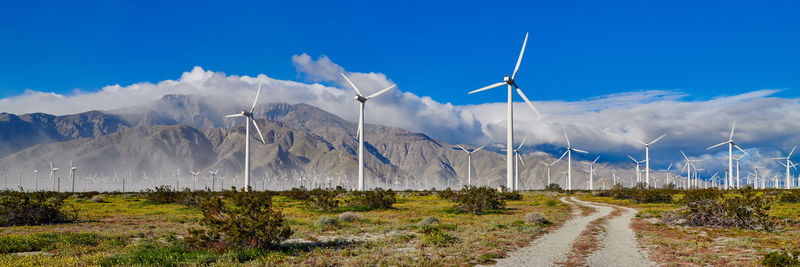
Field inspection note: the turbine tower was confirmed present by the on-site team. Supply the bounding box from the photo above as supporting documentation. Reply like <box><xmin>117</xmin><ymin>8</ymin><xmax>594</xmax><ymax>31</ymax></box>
<box><xmin>455</xmin><ymin>144</ymin><xmax>485</xmax><ymax>186</ymax></box>
<box><xmin>557</xmin><ymin>131</ymin><xmax>588</xmax><ymax>190</ymax></box>
<box><xmin>49</xmin><ymin>162</ymin><xmax>59</xmax><ymax>192</ymax></box>
<box><xmin>626</xmin><ymin>155</ymin><xmax>645</xmax><ymax>185</ymax></box>
<box><xmin>340</xmin><ymin>73</ymin><xmax>396</xmax><ymax>191</ymax></box>
<box><xmin>706</xmin><ymin>121</ymin><xmax>745</xmax><ymax>189</ymax></box>
<box><xmin>225</xmin><ymin>83</ymin><xmax>266</xmax><ymax>192</ymax></box>
<box><xmin>209</xmin><ymin>169</ymin><xmax>219</xmax><ymax>191</ymax></box>
<box><xmin>468</xmin><ymin>32</ymin><xmax>542</xmax><ymax>191</ymax></box>
<box><xmin>734</xmin><ymin>151</ymin><xmax>748</xmax><ymax>189</ymax></box>
<box><xmin>190</xmin><ymin>170</ymin><xmax>199</xmax><ymax>191</ymax></box>
<box><xmin>539</xmin><ymin>157</ymin><xmax>562</xmax><ymax>189</ymax></box>
<box><xmin>772</xmin><ymin>146</ymin><xmax>796</xmax><ymax>189</ymax></box>
<box><xmin>69</xmin><ymin>161</ymin><xmax>77</xmax><ymax>192</ymax></box>
<box><xmin>513</xmin><ymin>137</ymin><xmax>527</xmax><ymax>191</ymax></box>
<box><xmin>582</xmin><ymin>156</ymin><xmax>600</xmax><ymax>190</ymax></box>
<box><xmin>632</xmin><ymin>133</ymin><xmax>666</xmax><ymax>186</ymax></box>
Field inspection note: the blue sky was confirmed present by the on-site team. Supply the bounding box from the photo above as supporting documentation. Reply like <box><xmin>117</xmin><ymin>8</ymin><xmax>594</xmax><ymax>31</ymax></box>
<box><xmin>1</xmin><ymin>0</ymin><xmax>798</xmax><ymax>103</ymax></box>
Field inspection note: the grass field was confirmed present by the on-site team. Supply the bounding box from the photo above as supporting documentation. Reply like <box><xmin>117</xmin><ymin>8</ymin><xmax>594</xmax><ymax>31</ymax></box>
<box><xmin>0</xmin><ymin>191</ymin><xmax>571</xmax><ymax>266</ymax></box>
<box><xmin>582</xmin><ymin>192</ymin><xmax>800</xmax><ymax>266</ymax></box>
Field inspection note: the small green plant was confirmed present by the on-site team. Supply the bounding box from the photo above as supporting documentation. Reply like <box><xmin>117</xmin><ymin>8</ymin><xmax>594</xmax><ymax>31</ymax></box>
<box><xmin>282</xmin><ymin>187</ymin><xmax>310</xmax><ymax>200</ymax></box>
<box><xmin>545</xmin><ymin>183</ymin><xmax>562</xmax><ymax>192</ymax></box>
<box><xmin>416</xmin><ymin>216</ymin><xmax>440</xmax><ymax>230</ymax></box>
<box><xmin>763</xmin><ymin>250</ymin><xmax>800</xmax><ymax>266</ymax></box>
<box><xmin>664</xmin><ymin>189</ymin><xmax>775</xmax><ymax>231</ymax></box>
<box><xmin>187</xmin><ymin>188</ymin><xmax>293</xmax><ymax>250</ymax></box>
<box><xmin>452</xmin><ymin>186</ymin><xmax>505</xmax><ymax>214</ymax></box>
<box><xmin>422</xmin><ymin>230</ymin><xmax>457</xmax><ymax>246</ymax></box>
<box><xmin>0</xmin><ymin>190</ymin><xmax>77</xmax><ymax>226</ymax></box>
<box><xmin>500</xmin><ymin>191</ymin><xmax>522</xmax><ymax>201</ymax></box>
<box><xmin>315</xmin><ymin>216</ymin><xmax>338</xmax><ymax>230</ymax></box>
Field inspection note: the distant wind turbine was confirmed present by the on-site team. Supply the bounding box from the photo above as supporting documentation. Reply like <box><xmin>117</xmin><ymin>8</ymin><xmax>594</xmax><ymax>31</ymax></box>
<box><xmin>190</xmin><ymin>170</ymin><xmax>199</xmax><ymax>191</ymax></box>
<box><xmin>582</xmin><ymin>156</ymin><xmax>600</xmax><ymax>190</ymax></box>
<box><xmin>772</xmin><ymin>145</ymin><xmax>797</xmax><ymax>189</ymax></box>
<box><xmin>626</xmin><ymin>155</ymin><xmax>645</xmax><ymax>185</ymax></box>
<box><xmin>209</xmin><ymin>169</ymin><xmax>219</xmax><ymax>191</ymax></box>
<box><xmin>340</xmin><ymin>73</ymin><xmax>396</xmax><ymax>191</ymax></box>
<box><xmin>225</xmin><ymin>82</ymin><xmax>266</xmax><ymax>191</ymax></box>
<box><xmin>455</xmin><ymin>144</ymin><xmax>485</xmax><ymax>186</ymax></box>
<box><xmin>69</xmin><ymin>161</ymin><xmax>77</xmax><ymax>192</ymax></box>
<box><xmin>468</xmin><ymin>32</ymin><xmax>542</xmax><ymax>191</ymax></box>
<box><xmin>632</xmin><ymin>133</ymin><xmax>667</xmax><ymax>186</ymax></box>
<box><xmin>734</xmin><ymin>151</ymin><xmax>749</xmax><ymax>189</ymax></box>
<box><xmin>49</xmin><ymin>162</ymin><xmax>59</xmax><ymax>192</ymax></box>
<box><xmin>557</xmin><ymin>131</ymin><xmax>588</xmax><ymax>191</ymax></box>
<box><xmin>706</xmin><ymin>121</ymin><xmax>745</xmax><ymax>189</ymax></box>
<box><xmin>539</xmin><ymin>157</ymin><xmax>562</xmax><ymax>189</ymax></box>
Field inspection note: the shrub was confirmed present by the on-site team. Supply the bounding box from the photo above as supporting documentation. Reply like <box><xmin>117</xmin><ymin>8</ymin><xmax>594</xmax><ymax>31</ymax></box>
<box><xmin>143</xmin><ymin>185</ymin><xmax>183</xmax><ymax>204</ymax></box>
<box><xmin>453</xmin><ymin>186</ymin><xmax>505</xmax><ymax>214</ymax></box>
<box><xmin>545</xmin><ymin>183</ymin><xmax>562</xmax><ymax>192</ymax></box>
<box><xmin>338</xmin><ymin>212</ymin><xmax>362</xmax><ymax>222</ymax></box>
<box><xmin>348</xmin><ymin>188</ymin><xmax>396</xmax><ymax>209</ymax></box>
<box><xmin>778</xmin><ymin>190</ymin><xmax>800</xmax><ymax>203</ymax></box>
<box><xmin>306</xmin><ymin>188</ymin><xmax>339</xmax><ymax>211</ymax></box>
<box><xmin>186</xmin><ymin>189</ymin><xmax>292</xmax><ymax>250</ymax></box>
<box><xmin>680</xmin><ymin>188</ymin><xmax>722</xmax><ymax>204</ymax></box>
<box><xmin>421</xmin><ymin>230</ymin><xmax>457</xmax><ymax>246</ymax></box>
<box><xmin>91</xmin><ymin>195</ymin><xmax>105</xmax><ymax>203</ymax></box>
<box><xmin>763</xmin><ymin>250</ymin><xmax>800</xmax><ymax>266</ymax></box>
<box><xmin>436</xmin><ymin>187</ymin><xmax>458</xmax><ymax>201</ymax></box>
<box><xmin>0</xmin><ymin>190</ymin><xmax>77</xmax><ymax>226</ymax></box>
<box><xmin>599</xmin><ymin>187</ymin><xmax>674</xmax><ymax>203</ymax></box>
<box><xmin>315</xmin><ymin>217</ymin><xmax>338</xmax><ymax>229</ymax></box>
<box><xmin>664</xmin><ymin>189</ymin><xmax>775</xmax><ymax>231</ymax></box>
<box><xmin>283</xmin><ymin>187</ymin><xmax>310</xmax><ymax>200</ymax></box>
<box><xmin>500</xmin><ymin>191</ymin><xmax>523</xmax><ymax>201</ymax></box>
<box><xmin>525</xmin><ymin>212</ymin><xmax>549</xmax><ymax>224</ymax></box>
<box><xmin>417</xmin><ymin>216</ymin><xmax>440</xmax><ymax>229</ymax></box>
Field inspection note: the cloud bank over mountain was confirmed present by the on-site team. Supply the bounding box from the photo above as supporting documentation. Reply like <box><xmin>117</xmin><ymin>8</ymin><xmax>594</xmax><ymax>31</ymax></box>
<box><xmin>2</xmin><ymin>54</ymin><xmax>799</xmax><ymax>178</ymax></box>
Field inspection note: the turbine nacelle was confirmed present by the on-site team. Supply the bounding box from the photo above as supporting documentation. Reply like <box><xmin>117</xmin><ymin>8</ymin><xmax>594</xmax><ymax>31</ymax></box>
<box><xmin>503</xmin><ymin>75</ymin><xmax>512</xmax><ymax>84</ymax></box>
<box><xmin>355</xmin><ymin>95</ymin><xmax>367</xmax><ymax>102</ymax></box>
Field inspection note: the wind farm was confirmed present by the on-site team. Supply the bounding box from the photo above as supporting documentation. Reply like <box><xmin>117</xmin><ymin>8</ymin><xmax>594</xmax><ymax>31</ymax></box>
<box><xmin>1</xmin><ymin>1</ymin><xmax>800</xmax><ymax>266</ymax></box>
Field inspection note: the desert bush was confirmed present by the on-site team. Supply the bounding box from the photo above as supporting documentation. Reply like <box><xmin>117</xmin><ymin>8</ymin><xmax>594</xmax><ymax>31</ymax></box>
<box><xmin>525</xmin><ymin>212</ymin><xmax>549</xmax><ymax>224</ymax></box>
<box><xmin>143</xmin><ymin>185</ymin><xmax>183</xmax><ymax>204</ymax></box>
<box><xmin>348</xmin><ymin>188</ymin><xmax>396</xmax><ymax>209</ymax></box>
<box><xmin>664</xmin><ymin>189</ymin><xmax>775</xmax><ymax>231</ymax></box>
<box><xmin>453</xmin><ymin>186</ymin><xmax>505</xmax><ymax>214</ymax></box>
<box><xmin>417</xmin><ymin>216</ymin><xmax>440</xmax><ymax>229</ymax></box>
<box><xmin>90</xmin><ymin>195</ymin><xmax>105</xmax><ymax>203</ymax></box>
<box><xmin>0</xmin><ymin>190</ymin><xmax>77</xmax><ymax>226</ymax></box>
<box><xmin>679</xmin><ymin>188</ymin><xmax>722</xmax><ymax>204</ymax></box>
<box><xmin>282</xmin><ymin>187</ymin><xmax>310</xmax><ymax>200</ymax></box>
<box><xmin>421</xmin><ymin>230</ymin><xmax>457</xmax><ymax>246</ymax></box>
<box><xmin>545</xmin><ymin>183</ymin><xmax>562</xmax><ymax>192</ymax></box>
<box><xmin>599</xmin><ymin>187</ymin><xmax>674</xmax><ymax>203</ymax></box>
<box><xmin>306</xmin><ymin>188</ymin><xmax>339</xmax><ymax>211</ymax></box>
<box><xmin>763</xmin><ymin>250</ymin><xmax>800</xmax><ymax>266</ymax></box>
<box><xmin>101</xmin><ymin>236</ymin><xmax>218</xmax><ymax>266</ymax></box>
<box><xmin>338</xmin><ymin>211</ymin><xmax>362</xmax><ymax>222</ymax></box>
<box><xmin>187</xmin><ymin>189</ymin><xmax>292</xmax><ymax>250</ymax></box>
<box><xmin>778</xmin><ymin>190</ymin><xmax>800</xmax><ymax>203</ymax></box>
<box><xmin>436</xmin><ymin>187</ymin><xmax>458</xmax><ymax>201</ymax></box>
<box><xmin>500</xmin><ymin>191</ymin><xmax>523</xmax><ymax>201</ymax></box>
<box><xmin>315</xmin><ymin>216</ymin><xmax>338</xmax><ymax>229</ymax></box>
<box><xmin>76</xmin><ymin>191</ymin><xmax>100</xmax><ymax>199</ymax></box>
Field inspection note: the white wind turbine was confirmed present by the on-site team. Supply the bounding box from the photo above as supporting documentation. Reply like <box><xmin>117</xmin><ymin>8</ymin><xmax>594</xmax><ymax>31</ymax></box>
<box><xmin>582</xmin><ymin>156</ymin><xmax>600</xmax><ymax>190</ymax></box>
<box><xmin>340</xmin><ymin>73</ymin><xmax>396</xmax><ymax>191</ymax></box>
<box><xmin>33</xmin><ymin>169</ymin><xmax>38</xmax><ymax>191</ymax></box>
<box><xmin>209</xmin><ymin>169</ymin><xmax>219</xmax><ymax>191</ymax></box>
<box><xmin>772</xmin><ymin>145</ymin><xmax>797</xmax><ymax>189</ymax></box>
<box><xmin>706</xmin><ymin>121</ymin><xmax>745</xmax><ymax>189</ymax></box>
<box><xmin>680</xmin><ymin>151</ymin><xmax>699</xmax><ymax>189</ymax></box>
<box><xmin>539</xmin><ymin>157</ymin><xmax>562</xmax><ymax>189</ymax></box>
<box><xmin>733</xmin><ymin>151</ymin><xmax>748</xmax><ymax>189</ymax></box>
<box><xmin>190</xmin><ymin>170</ymin><xmax>199</xmax><ymax>191</ymax></box>
<box><xmin>468</xmin><ymin>32</ymin><xmax>542</xmax><ymax>190</ymax></box>
<box><xmin>69</xmin><ymin>161</ymin><xmax>77</xmax><ymax>192</ymax></box>
<box><xmin>49</xmin><ymin>162</ymin><xmax>58</xmax><ymax>192</ymax></box>
<box><xmin>514</xmin><ymin>138</ymin><xmax>527</xmax><ymax>191</ymax></box>
<box><xmin>632</xmin><ymin>133</ymin><xmax>666</xmax><ymax>186</ymax></box>
<box><xmin>660</xmin><ymin>163</ymin><xmax>673</xmax><ymax>187</ymax></box>
<box><xmin>557</xmin><ymin>132</ymin><xmax>588</xmax><ymax>191</ymax></box>
<box><xmin>455</xmin><ymin>144</ymin><xmax>486</xmax><ymax>186</ymax></box>
<box><xmin>225</xmin><ymin>82</ymin><xmax>266</xmax><ymax>192</ymax></box>
<box><xmin>626</xmin><ymin>155</ymin><xmax>645</xmax><ymax>185</ymax></box>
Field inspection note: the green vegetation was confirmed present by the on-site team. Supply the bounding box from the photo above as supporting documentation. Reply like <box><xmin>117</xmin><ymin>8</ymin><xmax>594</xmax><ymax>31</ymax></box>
<box><xmin>0</xmin><ymin>190</ymin><xmax>78</xmax><ymax>226</ymax></box>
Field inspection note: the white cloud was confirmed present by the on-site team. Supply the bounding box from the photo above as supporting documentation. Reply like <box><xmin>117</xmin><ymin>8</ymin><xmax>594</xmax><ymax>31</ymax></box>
<box><xmin>2</xmin><ymin>54</ymin><xmax>800</xmax><ymax>180</ymax></box>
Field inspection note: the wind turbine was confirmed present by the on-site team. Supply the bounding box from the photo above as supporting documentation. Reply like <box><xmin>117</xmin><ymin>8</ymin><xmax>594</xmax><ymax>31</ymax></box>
<box><xmin>557</xmin><ymin>131</ymin><xmax>588</xmax><ymax>191</ymax></box>
<box><xmin>706</xmin><ymin>121</ymin><xmax>745</xmax><ymax>189</ymax></box>
<box><xmin>340</xmin><ymin>73</ymin><xmax>396</xmax><ymax>191</ymax></box>
<box><xmin>733</xmin><ymin>151</ymin><xmax>749</xmax><ymax>189</ymax></box>
<box><xmin>209</xmin><ymin>169</ymin><xmax>219</xmax><ymax>191</ymax></box>
<box><xmin>33</xmin><ymin>169</ymin><xmax>38</xmax><ymax>191</ymax></box>
<box><xmin>49</xmin><ymin>162</ymin><xmax>58</xmax><ymax>192</ymax></box>
<box><xmin>582</xmin><ymin>156</ymin><xmax>600</xmax><ymax>190</ymax></box>
<box><xmin>69</xmin><ymin>161</ymin><xmax>77</xmax><ymax>192</ymax></box>
<box><xmin>660</xmin><ymin>163</ymin><xmax>673</xmax><ymax>187</ymax></box>
<box><xmin>540</xmin><ymin>157</ymin><xmax>562</xmax><ymax>189</ymax></box>
<box><xmin>225</xmin><ymin>82</ymin><xmax>266</xmax><ymax>192</ymax></box>
<box><xmin>190</xmin><ymin>170</ymin><xmax>199</xmax><ymax>191</ymax></box>
<box><xmin>514</xmin><ymin>139</ymin><xmax>527</xmax><ymax>191</ymax></box>
<box><xmin>626</xmin><ymin>155</ymin><xmax>645</xmax><ymax>185</ymax></box>
<box><xmin>632</xmin><ymin>133</ymin><xmax>666</xmax><ymax>186</ymax></box>
<box><xmin>455</xmin><ymin>144</ymin><xmax>485</xmax><ymax>186</ymax></box>
<box><xmin>772</xmin><ymin>146</ymin><xmax>797</xmax><ymax>189</ymax></box>
<box><xmin>468</xmin><ymin>32</ymin><xmax>542</xmax><ymax>191</ymax></box>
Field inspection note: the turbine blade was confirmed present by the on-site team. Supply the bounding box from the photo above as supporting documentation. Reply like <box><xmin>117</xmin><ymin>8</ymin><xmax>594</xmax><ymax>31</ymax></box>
<box><xmin>790</xmin><ymin>145</ymin><xmax>797</xmax><ymax>157</ymax></box>
<box><xmin>251</xmin><ymin>119</ymin><xmax>265</xmax><ymax>144</ymax></box>
<box><xmin>250</xmin><ymin>82</ymin><xmax>262</xmax><ymax>113</ymax></box>
<box><xmin>593</xmin><ymin>156</ymin><xmax>600</xmax><ymax>164</ymax></box>
<box><xmin>557</xmin><ymin>150</ymin><xmax>568</xmax><ymax>162</ymax></box>
<box><xmin>516</xmin><ymin>87</ymin><xmax>542</xmax><ymax>118</ymax></box>
<box><xmin>456</xmin><ymin>145</ymin><xmax>469</xmax><ymax>152</ymax></box>
<box><xmin>540</xmin><ymin>161</ymin><xmax>548</xmax><ymax>166</ymax></box>
<box><xmin>468</xmin><ymin>82</ymin><xmax>506</xmax><ymax>94</ymax></box>
<box><xmin>225</xmin><ymin>114</ymin><xmax>244</xmax><ymax>118</ymax></box>
<box><xmin>573</xmin><ymin>148</ymin><xmax>589</xmax><ymax>154</ymax></box>
<box><xmin>518</xmin><ymin>154</ymin><xmax>526</xmax><ymax>167</ymax></box>
<box><xmin>366</xmin><ymin>84</ymin><xmax>396</xmax><ymax>99</ymax></box>
<box><xmin>627</xmin><ymin>155</ymin><xmax>637</xmax><ymax>163</ymax></box>
<box><xmin>649</xmin><ymin>133</ymin><xmax>667</xmax><ymax>145</ymax></box>
<box><xmin>518</xmin><ymin>136</ymin><xmax>527</xmax><ymax>150</ymax></box>
<box><xmin>512</xmin><ymin>32</ymin><xmax>529</xmax><ymax>80</ymax></box>
<box><xmin>706</xmin><ymin>141</ymin><xmax>728</xmax><ymax>150</ymax></box>
<box><xmin>681</xmin><ymin>150</ymin><xmax>689</xmax><ymax>160</ymax></box>
<box><xmin>734</xmin><ymin>144</ymin><xmax>747</xmax><ymax>155</ymax></box>
<box><xmin>340</xmin><ymin>73</ymin><xmax>362</xmax><ymax>96</ymax></box>
<box><xmin>729</xmin><ymin>120</ymin><xmax>736</xmax><ymax>140</ymax></box>
<box><xmin>564</xmin><ymin>131</ymin><xmax>571</xmax><ymax>147</ymax></box>
<box><xmin>632</xmin><ymin>138</ymin><xmax>646</xmax><ymax>145</ymax></box>
<box><xmin>666</xmin><ymin>163</ymin><xmax>673</xmax><ymax>171</ymax></box>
